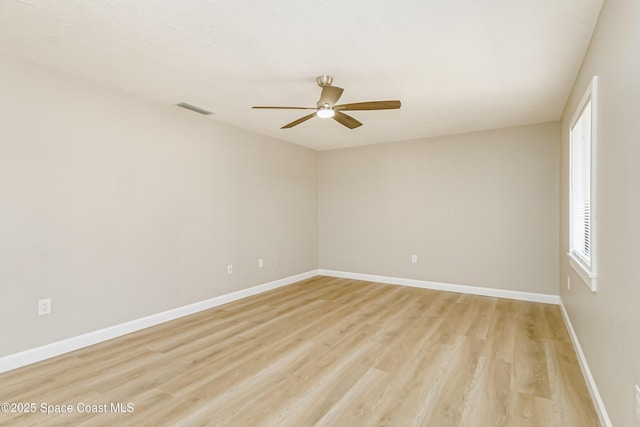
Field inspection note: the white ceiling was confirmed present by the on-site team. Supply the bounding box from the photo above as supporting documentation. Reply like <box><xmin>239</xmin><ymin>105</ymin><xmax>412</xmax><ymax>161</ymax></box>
<box><xmin>0</xmin><ymin>0</ymin><xmax>602</xmax><ymax>151</ymax></box>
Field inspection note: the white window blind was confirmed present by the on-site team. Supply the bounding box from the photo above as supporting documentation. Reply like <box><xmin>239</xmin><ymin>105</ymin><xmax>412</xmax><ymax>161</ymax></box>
<box><xmin>568</xmin><ymin>75</ymin><xmax>597</xmax><ymax>291</ymax></box>
<box><xmin>570</xmin><ymin>100</ymin><xmax>592</xmax><ymax>266</ymax></box>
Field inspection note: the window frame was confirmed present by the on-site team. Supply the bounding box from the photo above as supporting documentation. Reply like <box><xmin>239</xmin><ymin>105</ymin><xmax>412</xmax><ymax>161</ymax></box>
<box><xmin>568</xmin><ymin>76</ymin><xmax>598</xmax><ymax>292</ymax></box>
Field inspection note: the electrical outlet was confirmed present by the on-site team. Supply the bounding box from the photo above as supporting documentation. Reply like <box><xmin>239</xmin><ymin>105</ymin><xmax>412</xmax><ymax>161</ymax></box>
<box><xmin>411</xmin><ymin>254</ymin><xmax>418</xmax><ymax>264</ymax></box>
<box><xmin>227</xmin><ymin>264</ymin><xmax>233</xmax><ymax>275</ymax></box>
<box><xmin>567</xmin><ymin>276</ymin><xmax>571</xmax><ymax>290</ymax></box>
<box><xmin>635</xmin><ymin>384</ymin><xmax>640</xmax><ymax>421</ymax></box>
<box><xmin>258</xmin><ymin>258</ymin><xmax>264</xmax><ymax>268</ymax></box>
<box><xmin>38</xmin><ymin>298</ymin><xmax>51</xmax><ymax>316</ymax></box>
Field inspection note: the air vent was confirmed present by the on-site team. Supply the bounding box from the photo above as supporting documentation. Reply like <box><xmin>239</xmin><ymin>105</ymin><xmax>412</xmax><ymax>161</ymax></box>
<box><xmin>176</xmin><ymin>102</ymin><xmax>213</xmax><ymax>115</ymax></box>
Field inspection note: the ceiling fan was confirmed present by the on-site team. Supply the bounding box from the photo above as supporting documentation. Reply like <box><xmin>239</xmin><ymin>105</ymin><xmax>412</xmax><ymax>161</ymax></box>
<box><xmin>252</xmin><ymin>75</ymin><xmax>401</xmax><ymax>129</ymax></box>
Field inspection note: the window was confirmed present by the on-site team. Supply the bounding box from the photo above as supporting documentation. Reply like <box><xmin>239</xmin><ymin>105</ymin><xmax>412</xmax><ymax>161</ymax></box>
<box><xmin>569</xmin><ymin>76</ymin><xmax>597</xmax><ymax>291</ymax></box>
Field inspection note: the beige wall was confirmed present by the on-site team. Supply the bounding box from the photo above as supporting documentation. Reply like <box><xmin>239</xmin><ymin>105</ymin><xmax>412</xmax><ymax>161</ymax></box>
<box><xmin>0</xmin><ymin>56</ymin><xmax>318</xmax><ymax>357</ymax></box>
<box><xmin>319</xmin><ymin>123</ymin><xmax>560</xmax><ymax>295</ymax></box>
<box><xmin>559</xmin><ymin>0</ymin><xmax>640</xmax><ymax>425</ymax></box>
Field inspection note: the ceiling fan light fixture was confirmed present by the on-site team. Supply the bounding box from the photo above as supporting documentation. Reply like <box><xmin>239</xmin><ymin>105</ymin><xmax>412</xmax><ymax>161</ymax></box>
<box><xmin>317</xmin><ymin>105</ymin><xmax>335</xmax><ymax>118</ymax></box>
<box><xmin>252</xmin><ymin>75</ymin><xmax>400</xmax><ymax>129</ymax></box>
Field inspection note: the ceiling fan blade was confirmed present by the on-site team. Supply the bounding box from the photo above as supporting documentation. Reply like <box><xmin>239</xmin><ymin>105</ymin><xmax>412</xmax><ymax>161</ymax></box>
<box><xmin>281</xmin><ymin>112</ymin><xmax>317</xmax><ymax>129</ymax></box>
<box><xmin>318</xmin><ymin>86</ymin><xmax>344</xmax><ymax>106</ymax></box>
<box><xmin>334</xmin><ymin>100</ymin><xmax>401</xmax><ymax>111</ymax></box>
<box><xmin>333</xmin><ymin>111</ymin><xmax>363</xmax><ymax>129</ymax></box>
<box><xmin>252</xmin><ymin>106</ymin><xmax>315</xmax><ymax>110</ymax></box>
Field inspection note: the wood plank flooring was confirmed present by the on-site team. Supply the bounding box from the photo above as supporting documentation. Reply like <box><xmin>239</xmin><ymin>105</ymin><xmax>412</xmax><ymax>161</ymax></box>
<box><xmin>0</xmin><ymin>276</ymin><xmax>600</xmax><ymax>426</ymax></box>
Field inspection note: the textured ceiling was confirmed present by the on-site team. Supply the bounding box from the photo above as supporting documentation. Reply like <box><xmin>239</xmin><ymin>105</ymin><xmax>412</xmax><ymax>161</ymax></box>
<box><xmin>0</xmin><ymin>0</ymin><xmax>602</xmax><ymax>150</ymax></box>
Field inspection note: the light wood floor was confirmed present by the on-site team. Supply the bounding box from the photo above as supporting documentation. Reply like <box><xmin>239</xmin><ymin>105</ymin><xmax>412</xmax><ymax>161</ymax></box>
<box><xmin>0</xmin><ymin>276</ymin><xmax>599</xmax><ymax>426</ymax></box>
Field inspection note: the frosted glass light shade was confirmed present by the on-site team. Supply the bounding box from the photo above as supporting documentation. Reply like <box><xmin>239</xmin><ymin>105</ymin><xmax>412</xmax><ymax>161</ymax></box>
<box><xmin>317</xmin><ymin>108</ymin><xmax>335</xmax><ymax>118</ymax></box>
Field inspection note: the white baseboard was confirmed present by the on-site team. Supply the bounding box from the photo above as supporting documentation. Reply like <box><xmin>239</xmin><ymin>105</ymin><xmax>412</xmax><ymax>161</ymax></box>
<box><xmin>318</xmin><ymin>269</ymin><xmax>560</xmax><ymax>304</ymax></box>
<box><xmin>559</xmin><ymin>300</ymin><xmax>612</xmax><ymax>427</ymax></box>
<box><xmin>0</xmin><ymin>269</ymin><xmax>565</xmax><ymax>375</ymax></box>
<box><xmin>0</xmin><ymin>270</ymin><xmax>318</xmax><ymax>374</ymax></box>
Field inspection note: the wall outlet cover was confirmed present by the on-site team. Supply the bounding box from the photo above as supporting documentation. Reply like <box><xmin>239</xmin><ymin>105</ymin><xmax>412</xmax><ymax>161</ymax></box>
<box><xmin>38</xmin><ymin>298</ymin><xmax>51</xmax><ymax>316</ymax></box>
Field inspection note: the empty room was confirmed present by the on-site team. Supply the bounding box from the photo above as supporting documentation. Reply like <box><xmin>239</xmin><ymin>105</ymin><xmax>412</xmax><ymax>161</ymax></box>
<box><xmin>0</xmin><ymin>0</ymin><xmax>638</xmax><ymax>426</ymax></box>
